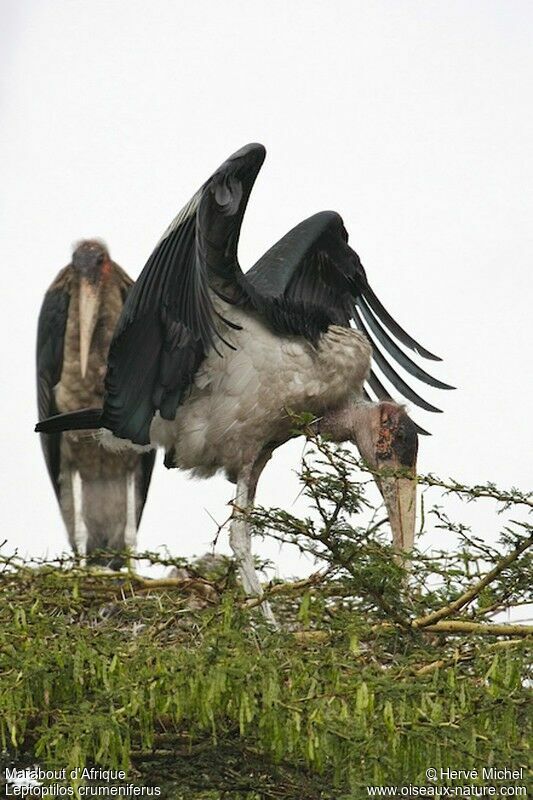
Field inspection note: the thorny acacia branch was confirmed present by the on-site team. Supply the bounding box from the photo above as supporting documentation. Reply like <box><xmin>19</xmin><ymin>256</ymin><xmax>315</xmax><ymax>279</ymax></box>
<box><xmin>411</xmin><ymin>532</ymin><xmax>533</xmax><ymax>630</ymax></box>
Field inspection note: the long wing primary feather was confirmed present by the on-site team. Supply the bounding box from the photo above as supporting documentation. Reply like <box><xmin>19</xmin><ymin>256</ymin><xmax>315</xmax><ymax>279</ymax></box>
<box><xmin>356</xmin><ymin>296</ymin><xmax>455</xmax><ymax>390</ymax></box>
<box><xmin>245</xmin><ymin>209</ymin><xmax>452</xmax><ymax>424</ymax></box>
<box><xmin>353</xmin><ymin>307</ymin><xmax>443</xmax><ymax>413</ymax></box>
<box><xmin>359</xmin><ymin>281</ymin><xmax>441</xmax><ymax>361</ymax></box>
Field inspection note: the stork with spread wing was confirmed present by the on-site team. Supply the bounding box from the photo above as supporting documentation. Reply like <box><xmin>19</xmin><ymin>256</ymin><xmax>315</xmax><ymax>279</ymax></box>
<box><xmin>37</xmin><ymin>146</ymin><xmax>453</xmax><ymax>617</ymax></box>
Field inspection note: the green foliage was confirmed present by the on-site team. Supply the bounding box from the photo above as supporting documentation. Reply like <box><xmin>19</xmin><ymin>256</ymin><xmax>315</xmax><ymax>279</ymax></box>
<box><xmin>0</xmin><ymin>430</ymin><xmax>531</xmax><ymax>798</ymax></box>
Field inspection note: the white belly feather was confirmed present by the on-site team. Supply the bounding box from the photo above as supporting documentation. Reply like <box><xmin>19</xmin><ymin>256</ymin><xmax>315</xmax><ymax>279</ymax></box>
<box><xmin>150</xmin><ymin>301</ymin><xmax>372</xmax><ymax>478</ymax></box>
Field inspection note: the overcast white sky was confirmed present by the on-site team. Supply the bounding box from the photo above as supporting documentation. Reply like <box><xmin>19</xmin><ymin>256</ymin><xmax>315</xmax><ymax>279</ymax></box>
<box><xmin>1</xmin><ymin>1</ymin><xmax>532</xmax><ymax>576</ymax></box>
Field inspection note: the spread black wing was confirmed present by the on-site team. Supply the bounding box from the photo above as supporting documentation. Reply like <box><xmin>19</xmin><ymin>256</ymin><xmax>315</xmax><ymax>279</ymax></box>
<box><xmin>36</xmin><ymin>146</ymin><xmax>452</xmax><ymax>446</ymax></box>
<box><xmin>36</xmin><ymin>273</ymin><xmax>70</xmax><ymax>497</ymax></box>
<box><xmin>96</xmin><ymin>143</ymin><xmax>266</xmax><ymax>445</ymax></box>
<box><xmin>112</xmin><ymin>268</ymin><xmax>157</xmax><ymax>514</ymax></box>
<box><xmin>244</xmin><ymin>211</ymin><xmax>454</xmax><ymax>424</ymax></box>
<box><xmin>35</xmin><ymin>144</ymin><xmax>267</xmax><ymax>444</ymax></box>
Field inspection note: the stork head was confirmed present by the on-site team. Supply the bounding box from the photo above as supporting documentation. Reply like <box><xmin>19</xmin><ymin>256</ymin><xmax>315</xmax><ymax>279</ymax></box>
<box><xmin>72</xmin><ymin>240</ymin><xmax>110</xmax><ymax>379</ymax></box>
<box><xmin>72</xmin><ymin>239</ymin><xmax>109</xmax><ymax>284</ymax></box>
<box><xmin>320</xmin><ymin>401</ymin><xmax>418</xmax><ymax>553</ymax></box>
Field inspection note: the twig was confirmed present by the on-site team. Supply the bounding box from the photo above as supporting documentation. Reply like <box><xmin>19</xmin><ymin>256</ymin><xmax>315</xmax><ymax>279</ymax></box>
<box><xmin>131</xmin><ymin>575</ymin><xmax>219</xmax><ymax>602</ymax></box>
<box><xmin>243</xmin><ymin>571</ymin><xmax>327</xmax><ymax>611</ymax></box>
<box><xmin>375</xmin><ymin>619</ymin><xmax>533</xmax><ymax>637</ymax></box>
<box><xmin>412</xmin><ymin>533</ymin><xmax>533</xmax><ymax>629</ymax></box>
<box><xmin>418</xmin><ymin>475</ymin><xmax>533</xmax><ymax>510</ymax></box>
<box><xmin>423</xmin><ymin>621</ymin><xmax>533</xmax><ymax>637</ymax></box>
<box><xmin>415</xmin><ymin>638</ymin><xmax>529</xmax><ymax>676</ymax></box>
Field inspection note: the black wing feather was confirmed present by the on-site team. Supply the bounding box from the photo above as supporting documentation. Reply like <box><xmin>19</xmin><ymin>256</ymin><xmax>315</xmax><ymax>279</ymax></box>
<box><xmin>36</xmin><ymin>147</ymin><xmax>450</xmax><ymax>444</ymax></box>
<box><xmin>244</xmin><ymin>212</ymin><xmax>356</xmax><ymax>342</ymax></box>
<box><xmin>36</xmin><ymin>281</ymin><xmax>70</xmax><ymax>497</ymax></box>
<box><xmin>359</xmin><ymin>282</ymin><xmax>442</xmax><ymax>361</ymax></box>
<box><xmin>98</xmin><ymin>143</ymin><xmax>266</xmax><ymax>445</ymax></box>
<box><xmin>356</xmin><ymin>297</ymin><xmax>455</xmax><ymax>390</ymax></box>
<box><xmin>353</xmin><ymin>307</ymin><xmax>442</xmax><ymax>413</ymax></box>
<box><xmin>245</xmin><ymin>209</ymin><xmax>451</xmax><ymax>420</ymax></box>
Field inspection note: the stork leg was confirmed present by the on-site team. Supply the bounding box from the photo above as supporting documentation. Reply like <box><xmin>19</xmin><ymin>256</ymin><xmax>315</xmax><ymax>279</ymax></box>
<box><xmin>124</xmin><ymin>471</ymin><xmax>138</xmax><ymax>570</ymax></box>
<box><xmin>229</xmin><ymin>447</ymin><xmax>278</xmax><ymax>625</ymax></box>
<box><xmin>71</xmin><ymin>470</ymin><xmax>88</xmax><ymax>564</ymax></box>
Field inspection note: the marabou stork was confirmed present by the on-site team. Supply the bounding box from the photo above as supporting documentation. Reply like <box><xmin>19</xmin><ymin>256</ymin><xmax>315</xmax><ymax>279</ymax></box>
<box><xmin>36</xmin><ymin>146</ymin><xmax>452</xmax><ymax>615</ymax></box>
<box><xmin>36</xmin><ymin>240</ymin><xmax>155</xmax><ymax>566</ymax></box>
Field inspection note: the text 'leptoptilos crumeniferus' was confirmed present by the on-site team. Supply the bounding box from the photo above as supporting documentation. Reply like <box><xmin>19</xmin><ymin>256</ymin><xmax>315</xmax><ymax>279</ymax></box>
<box><xmin>36</xmin><ymin>240</ymin><xmax>155</xmax><ymax>567</ymax></box>
<box><xmin>36</xmin><ymin>146</ymin><xmax>453</xmax><ymax>616</ymax></box>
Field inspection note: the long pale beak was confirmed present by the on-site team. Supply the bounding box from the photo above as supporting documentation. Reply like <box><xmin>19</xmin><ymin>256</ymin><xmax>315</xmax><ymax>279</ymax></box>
<box><xmin>79</xmin><ymin>278</ymin><xmax>101</xmax><ymax>378</ymax></box>
<box><xmin>373</xmin><ymin>404</ymin><xmax>418</xmax><ymax>553</ymax></box>
<box><xmin>350</xmin><ymin>401</ymin><xmax>418</xmax><ymax>554</ymax></box>
<box><xmin>379</xmin><ymin>473</ymin><xmax>417</xmax><ymax>552</ymax></box>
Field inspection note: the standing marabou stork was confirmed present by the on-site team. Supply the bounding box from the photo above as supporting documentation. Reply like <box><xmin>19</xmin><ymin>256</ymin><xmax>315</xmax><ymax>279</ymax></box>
<box><xmin>36</xmin><ymin>146</ymin><xmax>452</xmax><ymax>615</ymax></box>
<box><xmin>36</xmin><ymin>240</ymin><xmax>155</xmax><ymax>566</ymax></box>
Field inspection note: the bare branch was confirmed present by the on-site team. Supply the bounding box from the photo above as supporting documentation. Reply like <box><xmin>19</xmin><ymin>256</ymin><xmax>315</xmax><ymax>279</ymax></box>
<box><xmin>412</xmin><ymin>532</ymin><xmax>533</xmax><ymax>629</ymax></box>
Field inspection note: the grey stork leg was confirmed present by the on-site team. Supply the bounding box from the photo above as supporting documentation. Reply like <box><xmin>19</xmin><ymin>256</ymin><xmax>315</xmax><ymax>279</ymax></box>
<box><xmin>71</xmin><ymin>470</ymin><xmax>88</xmax><ymax>565</ymax></box>
<box><xmin>124</xmin><ymin>471</ymin><xmax>138</xmax><ymax>571</ymax></box>
<box><xmin>230</xmin><ymin>448</ymin><xmax>278</xmax><ymax>626</ymax></box>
